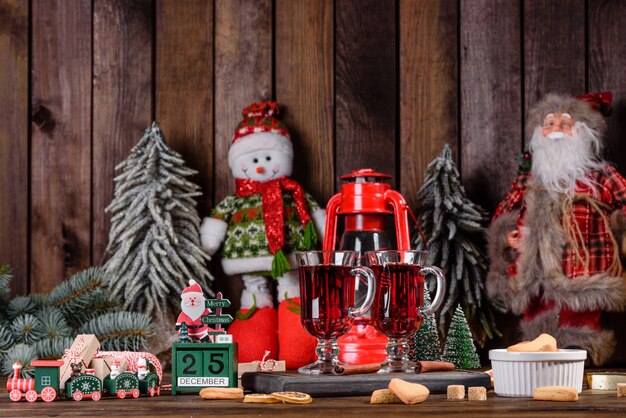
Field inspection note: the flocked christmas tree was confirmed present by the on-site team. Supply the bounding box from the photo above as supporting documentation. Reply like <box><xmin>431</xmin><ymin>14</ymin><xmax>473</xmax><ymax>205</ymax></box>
<box><xmin>103</xmin><ymin>122</ymin><xmax>214</xmax><ymax>316</ymax></box>
<box><xmin>0</xmin><ymin>265</ymin><xmax>154</xmax><ymax>377</ymax></box>
<box><xmin>441</xmin><ymin>305</ymin><xmax>481</xmax><ymax>369</ymax></box>
<box><xmin>409</xmin><ymin>288</ymin><xmax>442</xmax><ymax>361</ymax></box>
<box><xmin>414</xmin><ymin>144</ymin><xmax>502</xmax><ymax>342</ymax></box>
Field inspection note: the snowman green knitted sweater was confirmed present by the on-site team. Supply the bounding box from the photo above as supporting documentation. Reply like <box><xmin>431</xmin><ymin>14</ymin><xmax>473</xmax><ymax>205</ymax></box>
<box><xmin>211</xmin><ymin>192</ymin><xmax>321</xmax><ymax>267</ymax></box>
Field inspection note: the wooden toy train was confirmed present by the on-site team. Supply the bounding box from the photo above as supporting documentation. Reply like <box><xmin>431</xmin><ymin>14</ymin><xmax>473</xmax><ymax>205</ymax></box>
<box><xmin>7</xmin><ymin>359</ymin><xmax>160</xmax><ymax>402</ymax></box>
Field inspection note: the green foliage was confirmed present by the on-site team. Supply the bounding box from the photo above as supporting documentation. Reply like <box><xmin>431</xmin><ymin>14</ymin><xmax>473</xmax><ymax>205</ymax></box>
<box><xmin>34</xmin><ymin>337</ymin><xmax>75</xmax><ymax>360</ymax></box>
<box><xmin>65</xmin><ymin>292</ymin><xmax>120</xmax><ymax>328</ymax></box>
<box><xmin>11</xmin><ymin>314</ymin><xmax>46</xmax><ymax>345</ymax></box>
<box><xmin>29</xmin><ymin>293</ymin><xmax>49</xmax><ymax>310</ymax></box>
<box><xmin>48</xmin><ymin>267</ymin><xmax>107</xmax><ymax>317</ymax></box>
<box><xmin>442</xmin><ymin>305</ymin><xmax>481</xmax><ymax>369</ymax></box>
<box><xmin>38</xmin><ymin>307</ymin><xmax>73</xmax><ymax>340</ymax></box>
<box><xmin>8</xmin><ymin>296</ymin><xmax>37</xmax><ymax>320</ymax></box>
<box><xmin>103</xmin><ymin>122</ymin><xmax>214</xmax><ymax>316</ymax></box>
<box><xmin>1</xmin><ymin>344</ymin><xmax>38</xmax><ymax>378</ymax></box>
<box><xmin>410</xmin><ymin>289</ymin><xmax>442</xmax><ymax>362</ymax></box>
<box><xmin>0</xmin><ymin>264</ymin><xmax>155</xmax><ymax>377</ymax></box>
<box><xmin>0</xmin><ymin>264</ymin><xmax>11</xmax><ymax>314</ymax></box>
<box><xmin>0</xmin><ymin>325</ymin><xmax>15</xmax><ymax>353</ymax></box>
<box><xmin>414</xmin><ymin>144</ymin><xmax>502</xmax><ymax>343</ymax></box>
<box><xmin>79</xmin><ymin>311</ymin><xmax>155</xmax><ymax>351</ymax></box>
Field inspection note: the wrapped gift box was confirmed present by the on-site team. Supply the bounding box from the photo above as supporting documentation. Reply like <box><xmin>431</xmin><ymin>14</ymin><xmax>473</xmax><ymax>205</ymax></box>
<box><xmin>90</xmin><ymin>357</ymin><xmax>127</xmax><ymax>381</ymax></box>
<box><xmin>60</xmin><ymin>334</ymin><xmax>100</xmax><ymax>389</ymax></box>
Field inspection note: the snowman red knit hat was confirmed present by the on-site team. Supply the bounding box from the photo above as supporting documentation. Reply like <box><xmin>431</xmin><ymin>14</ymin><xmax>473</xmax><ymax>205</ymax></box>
<box><xmin>228</xmin><ymin>101</ymin><xmax>293</xmax><ymax>170</ymax></box>
<box><xmin>181</xmin><ymin>279</ymin><xmax>202</xmax><ymax>297</ymax></box>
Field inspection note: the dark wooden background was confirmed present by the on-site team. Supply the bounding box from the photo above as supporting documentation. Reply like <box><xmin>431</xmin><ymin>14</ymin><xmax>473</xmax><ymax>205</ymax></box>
<box><xmin>2</xmin><ymin>0</ymin><xmax>626</xmax><ymax>361</ymax></box>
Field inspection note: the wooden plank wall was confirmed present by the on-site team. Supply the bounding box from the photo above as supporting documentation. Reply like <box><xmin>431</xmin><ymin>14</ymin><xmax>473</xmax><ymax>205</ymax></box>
<box><xmin>2</xmin><ymin>0</ymin><xmax>626</xmax><ymax>359</ymax></box>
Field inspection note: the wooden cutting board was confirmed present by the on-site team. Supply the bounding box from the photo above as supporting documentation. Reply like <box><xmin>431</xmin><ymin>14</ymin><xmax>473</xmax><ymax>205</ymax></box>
<box><xmin>241</xmin><ymin>370</ymin><xmax>490</xmax><ymax>397</ymax></box>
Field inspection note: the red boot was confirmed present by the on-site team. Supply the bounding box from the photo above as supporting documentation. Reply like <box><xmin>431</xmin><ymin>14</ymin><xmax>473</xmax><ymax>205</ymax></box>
<box><xmin>277</xmin><ymin>298</ymin><xmax>317</xmax><ymax>369</ymax></box>
<box><xmin>229</xmin><ymin>307</ymin><xmax>278</xmax><ymax>363</ymax></box>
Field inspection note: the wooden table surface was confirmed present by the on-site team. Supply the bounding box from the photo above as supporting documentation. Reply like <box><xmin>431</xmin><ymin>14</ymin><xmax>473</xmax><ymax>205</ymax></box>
<box><xmin>3</xmin><ymin>377</ymin><xmax>626</xmax><ymax>417</ymax></box>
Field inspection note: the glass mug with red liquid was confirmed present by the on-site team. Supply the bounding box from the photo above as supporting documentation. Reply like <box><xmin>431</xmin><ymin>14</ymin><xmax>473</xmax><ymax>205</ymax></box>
<box><xmin>366</xmin><ymin>250</ymin><xmax>445</xmax><ymax>373</ymax></box>
<box><xmin>296</xmin><ymin>250</ymin><xmax>376</xmax><ymax>375</ymax></box>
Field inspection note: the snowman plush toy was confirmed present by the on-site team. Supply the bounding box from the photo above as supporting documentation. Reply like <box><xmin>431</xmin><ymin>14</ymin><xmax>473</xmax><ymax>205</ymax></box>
<box><xmin>201</xmin><ymin>101</ymin><xmax>325</xmax><ymax>368</ymax></box>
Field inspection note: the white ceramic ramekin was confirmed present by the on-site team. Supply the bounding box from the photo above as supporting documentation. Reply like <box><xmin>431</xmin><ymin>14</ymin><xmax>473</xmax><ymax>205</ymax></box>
<box><xmin>489</xmin><ymin>349</ymin><xmax>587</xmax><ymax>397</ymax></box>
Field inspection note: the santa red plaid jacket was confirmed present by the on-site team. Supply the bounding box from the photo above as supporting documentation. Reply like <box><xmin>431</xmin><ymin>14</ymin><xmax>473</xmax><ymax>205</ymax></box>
<box><xmin>493</xmin><ymin>164</ymin><xmax>626</xmax><ymax>278</ymax></box>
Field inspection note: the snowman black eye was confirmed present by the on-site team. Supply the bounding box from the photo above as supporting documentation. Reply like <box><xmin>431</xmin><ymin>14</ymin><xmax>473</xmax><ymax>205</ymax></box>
<box><xmin>265</xmin><ymin>156</ymin><xmax>271</xmax><ymax>161</ymax></box>
<box><xmin>253</xmin><ymin>158</ymin><xmax>259</xmax><ymax>163</ymax></box>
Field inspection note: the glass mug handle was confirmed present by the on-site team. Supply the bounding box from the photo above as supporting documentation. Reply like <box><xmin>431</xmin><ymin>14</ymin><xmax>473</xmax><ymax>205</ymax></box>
<box><xmin>348</xmin><ymin>266</ymin><xmax>376</xmax><ymax>318</ymax></box>
<box><xmin>419</xmin><ymin>266</ymin><xmax>446</xmax><ymax>316</ymax></box>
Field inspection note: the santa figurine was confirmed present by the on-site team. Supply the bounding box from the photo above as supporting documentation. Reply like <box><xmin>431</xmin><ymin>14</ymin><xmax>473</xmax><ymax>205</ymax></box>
<box><xmin>175</xmin><ymin>279</ymin><xmax>215</xmax><ymax>341</ymax></box>
<box><xmin>200</xmin><ymin>101</ymin><xmax>325</xmax><ymax>368</ymax></box>
<box><xmin>487</xmin><ymin>92</ymin><xmax>626</xmax><ymax>365</ymax></box>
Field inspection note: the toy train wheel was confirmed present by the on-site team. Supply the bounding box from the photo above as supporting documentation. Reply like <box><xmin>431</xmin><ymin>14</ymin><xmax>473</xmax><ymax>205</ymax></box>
<box><xmin>148</xmin><ymin>387</ymin><xmax>155</xmax><ymax>397</ymax></box>
<box><xmin>117</xmin><ymin>389</ymin><xmax>126</xmax><ymax>399</ymax></box>
<box><xmin>91</xmin><ymin>390</ymin><xmax>101</xmax><ymax>402</ymax></box>
<box><xmin>9</xmin><ymin>389</ymin><xmax>22</xmax><ymax>402</ymax></box>
<box><xmin>132</xmin><ymin>388</ymin><xmax>140</xmax><ymax>398</ymax></box>
<box><xmin>72</xmin><ymin>390</ymin><xmax>83</xmax><ymax>401</ymax></box>
<box><xmin>41</xmin><ymin>386</ymin><xmax>56</xmax><ymax>402</ymax></box>
<box><xmin>25</xmin><ymin>390</ymin><xmax>38</xmax><ymax>403</ymax></box>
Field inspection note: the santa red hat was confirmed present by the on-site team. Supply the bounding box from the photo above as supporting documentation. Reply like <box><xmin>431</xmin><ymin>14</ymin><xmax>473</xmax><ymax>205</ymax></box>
<box><xmin>228</xmin><ymin>101</ymin><xmax>293</xmax><ymax>170</ymax></box>
<box><xmin>181</xmin><ymin>279</ymin><xmax>203</xmax><ymax>298</ymax></box>
<box><xmin>526</xmin><ymin>92</ymin><xmax>612</xmax><ymax>139</ymax></box>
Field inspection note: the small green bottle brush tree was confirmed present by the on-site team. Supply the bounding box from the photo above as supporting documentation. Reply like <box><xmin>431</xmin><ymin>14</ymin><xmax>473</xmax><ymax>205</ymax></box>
<box><xmin>410</xmin><ymin>288</ymin><xmax>442</xmax><ymax>362</ymax></box>
<box><xmin>0</xmin><ymin>265</ymin><xmax>154</xmax><ymax>377</ymax></box>
<box><xmin>442</xmin><ymin>305</ymin><xmax>481</xmax><ymax>369</ymax></box>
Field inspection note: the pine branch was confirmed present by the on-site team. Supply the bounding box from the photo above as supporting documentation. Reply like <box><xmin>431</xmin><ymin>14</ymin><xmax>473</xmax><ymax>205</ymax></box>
<box><xmin>7</xmin><ymin>296</ymin><xmax>37</xmax><ymax>320</ymax></box>
<box><xmin>0</xmin><ymin>264</ymin><xmax>11</xmax><ymax>314</ymax></box>
<box><xmin>29</xmin><ymin>293</ymin><xmax>49</xmax><ymax>310</ymax></box>
<box><xmin>0</xmin><ymin>325</ymin><xmax>15</xmax><ymax>353</ymax></box>
<box><xmin>1</xmin><ymin>344</ymin><xmax>38</xmax><ymax>378</ymax></box>
<box><xmin>35</xmin><ymin>337</ymin><xmax>75</xmax><ymax>360</ymax></box>
<box><xmin>47</xmin><ymin>267</ymin><xmax>109</xmax><ymax>317</ymax></box>
<box><xmin>66</xmin><ymin>292</ymin><xmax>120</xmax><ymax>328</ymax></box>
<box><xmin>11</xmin><ymin>314</ymin><xmax>46</xmax><ymax>345</ymax></box>
<box><xmin>37</xmin><ymin>307</ymin><xmax>73</xmax><ymax>340</ymax></box>
<box><xmin>79</xmin><ymin>311</ymin><xmax>155</xmax><ymax>351</ymax></box>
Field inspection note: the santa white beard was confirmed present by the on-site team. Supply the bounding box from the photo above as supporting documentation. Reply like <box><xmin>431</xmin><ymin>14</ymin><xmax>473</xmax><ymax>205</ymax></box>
<box><xmin>529</xmin><ymin>122</ymin><xmax>605</xmax><ymax>195</ymax></box>
<box><xmin>181</xmin><ymin>295</ymin><xmax>206</xmax><ymax>320</ymax></box>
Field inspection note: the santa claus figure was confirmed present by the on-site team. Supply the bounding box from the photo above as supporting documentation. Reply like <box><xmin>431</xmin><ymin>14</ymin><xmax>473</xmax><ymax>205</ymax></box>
<box><xmin>175</xmin><ymin>279</ymin><xmax>215</xmax><ymax>341</ymax></box>
<box><xmin>201</xmin><ymin>101</ymin><xmax>325</xmax><ymax>368</ymax></box>
<box><xmin>487</xmin><ymin>92</ymin><xmax>626</xmax><ymax>365</ymax></box>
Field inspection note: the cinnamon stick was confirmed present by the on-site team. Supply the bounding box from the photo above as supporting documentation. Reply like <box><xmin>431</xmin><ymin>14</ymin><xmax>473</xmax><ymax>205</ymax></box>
<box><xmin>333</xmin><ymin>363</ymin><xmax>381</xmax><ymax>375</ymax></box>
<box><xmin>414</xmin><ymin>361</ymin><xmax>455</xmax><ymax>373</ymax></box>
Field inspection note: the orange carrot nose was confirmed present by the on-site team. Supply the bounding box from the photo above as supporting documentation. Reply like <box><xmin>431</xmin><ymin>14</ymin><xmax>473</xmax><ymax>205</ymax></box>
<box><xmin>256</xmin><ymin>166</ymin><xmax>265</xmax><ymax>174</ymax></box>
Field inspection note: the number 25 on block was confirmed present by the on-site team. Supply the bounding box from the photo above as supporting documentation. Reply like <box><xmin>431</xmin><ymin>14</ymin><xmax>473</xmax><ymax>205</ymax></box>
<box><xmin>171</xmin><ymin>342</ymin><xmax>238</xmax><ymax>395</ymax></box>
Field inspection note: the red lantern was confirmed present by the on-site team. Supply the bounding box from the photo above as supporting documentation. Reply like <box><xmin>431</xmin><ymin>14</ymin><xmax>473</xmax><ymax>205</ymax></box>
<box><xmin>323</xmin><ymin>168</ymin><xmax>413</xmax><ymax>364</ymax></box>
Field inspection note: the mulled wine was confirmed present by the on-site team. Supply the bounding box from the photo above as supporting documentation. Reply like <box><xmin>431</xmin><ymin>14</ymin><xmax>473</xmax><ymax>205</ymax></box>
<box><xmin>299</xmin><ymin>264</ymin><xmax>356</xmax><ymax>339</ymax></box>
<box><xmin>371</xmin><ymin>263</ymin><xmax>424</xmax><ymax>338</ymax></box>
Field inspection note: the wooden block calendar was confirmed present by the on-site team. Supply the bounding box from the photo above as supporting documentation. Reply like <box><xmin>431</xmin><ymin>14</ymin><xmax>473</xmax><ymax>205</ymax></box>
<box><xmin>171</xmin><ymin>342</ymin><xmax>238</xmax><ymax>395</ymax></box>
